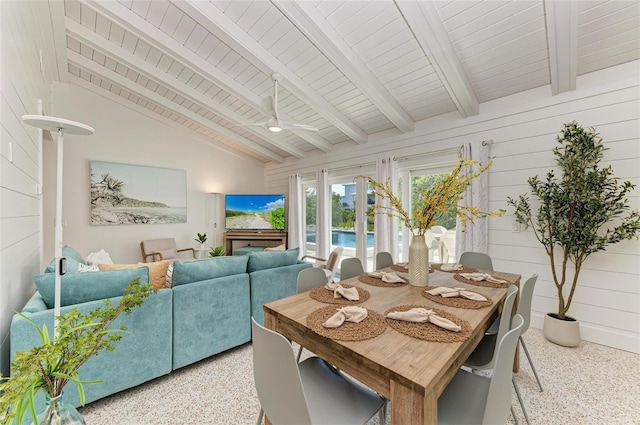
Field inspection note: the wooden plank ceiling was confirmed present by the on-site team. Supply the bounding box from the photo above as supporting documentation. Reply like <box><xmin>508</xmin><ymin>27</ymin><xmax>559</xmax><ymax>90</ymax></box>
<box><xmin>56</xmin><ymin>0</ymin><xmax>640</xmax><ymax>164</ymax></box>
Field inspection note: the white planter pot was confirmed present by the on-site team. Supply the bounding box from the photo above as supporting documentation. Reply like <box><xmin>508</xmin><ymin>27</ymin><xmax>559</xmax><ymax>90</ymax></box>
<box><xmin>543</xmin><ymin>313</ymin><xmax>581</xmax><ymax>347</ymax></box>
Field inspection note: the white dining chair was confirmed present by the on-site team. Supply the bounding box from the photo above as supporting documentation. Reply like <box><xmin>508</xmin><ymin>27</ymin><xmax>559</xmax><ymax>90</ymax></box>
<box><xmin>251</xmin><ymin>318</ymin><xmax>386</xmax><ymax>425</ymax></box>
<box><xmin>439</xmin><ymin>314</ymin><xmax>525</xmax><ymax>425</ymax></box>
<box><xmin>375</xmin><ymin>251</ymin><xmax>393</xmax><ymax>270</ymax></box>
<box><xmin>463</xmin><ymin>283</ymin><xmax>528</xmax><ymax>425</ymax></box>
<box><xmin>439</xmin><ymin>230</ymin><xmax>456</xmax><ymax>263</ymax></box>
<box><xmin>424</xmin><ymin>230</ymin><xmax>439</xmax><ymax>262</ymax></box>
<box><xmin>295</xmin><ymin>267</ymin><xmax>330</xmax><ymax>362</ymax></box>
<box><xmin>459</xmin><ymin>251</ymin><xmax>494</xmax><ymax>271</ymax></box>
<box><xmin>339</xmin><ymin>257</ymin><xmax>364</xmax><ymax>281</ymax></box>
<box><xmin>511</xmin><ymin>274</ymin><xmax>542</xmax><ymax>425</ymax></box>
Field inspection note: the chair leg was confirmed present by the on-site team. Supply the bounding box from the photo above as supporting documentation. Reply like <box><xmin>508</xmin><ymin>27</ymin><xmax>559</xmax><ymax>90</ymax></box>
<box><xmin>378</xmin><ymin>401</ymin><xmax>386</xmax><ymax>425</ymax></box>
<box><xmin>296</xmin><ymin>345</ymin><xmax>304</xmax><ymax>362</ymax></box>
<box><xmin>512</xmin><ymin>377</ymin><xmax>531</xmax><ymax>425</ymax></box>
<box><xmin>511</xmin><ymin>405</ymin><xmax>519</xmax><ymax>425</ymax></box>
<box><xmin>256</xmin><ymin>408</ymin><xmax>264</xmax><ymax>425</ymax></box>
<box><xmin>520</xmin><ymin>336</ymin><xmax>543</xmax><ymax>391</ymax></box>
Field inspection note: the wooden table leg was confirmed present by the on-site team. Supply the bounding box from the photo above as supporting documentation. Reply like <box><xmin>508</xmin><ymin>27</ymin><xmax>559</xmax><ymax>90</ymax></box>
<box><xmin>390</xmin><ymin>380</ymin><xmax>436</xmax><ymax>425</ymax></box>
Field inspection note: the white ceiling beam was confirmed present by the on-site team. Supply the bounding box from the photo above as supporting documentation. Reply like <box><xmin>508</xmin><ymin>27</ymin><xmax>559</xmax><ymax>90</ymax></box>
<box><xmin>395</xmin><ymin>0</ymin><xmax>479</xmax><ymax>118</ymax></box>
<box><xmin>67</xmin><ymin>50</ymin><xmax>285</xmax><ymax>163</ymax></box>
<box><xmin>83</xmin><ymin>0</ymin><xmax>333</xmax><ymax>152</ymax></box>
<box><xmin>178</xmin><ymin>0</ymin><xmax>369</xmax><ymax>144</ymax></box>
<box><xmin>544</xmin><ymin>0</ymin><xmax>578</xmax><ymax>95</ymax></box>
<box><xmin>47</xmin><ymin>0</ymin><xmax>68</xmax><ymax>82</ymax></box>
<box><xmin>66</xmin><ymin>18</ymin><xmax>305</xmax><ymax>159</ymax></box>
<box><xmin>67</xmin><ymin>74</ymin><xmax>264</xmax><ymax>166</ymax></box>
<box><xmin>273</xmin><ymin>0</ymin><xmax>414</xmax><ymax>133</ymax></box>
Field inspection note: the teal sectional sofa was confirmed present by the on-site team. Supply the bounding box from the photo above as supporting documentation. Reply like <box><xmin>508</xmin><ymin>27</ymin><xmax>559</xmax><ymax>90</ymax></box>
<box><xmin>9</xmin><ymin>247</ymin><xmax>311</xmax><ymax>421</ymax></box>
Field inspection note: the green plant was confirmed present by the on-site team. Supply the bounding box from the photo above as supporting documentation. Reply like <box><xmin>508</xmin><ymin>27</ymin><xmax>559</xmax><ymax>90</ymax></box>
<box><xmin>194</xmin><ymin>232</ymin><xmax>207</xmax><ymax>244</ymax></box>
<box><xmin>359</xmin><ymin>156</ymin><xmax>505</xmax><ymax>235</ymax></box>
<box><xmin>209</xmin><ymin>245</ymin><xmax>227</xmax><ymax>257</ymax></box>
<box><xmin>507</xmin><ymin>122</ymin><xmax>640</xmax><ymax>320</ymax></box>
<box><xmin>0</xmin><ymin>279</ymin><xmax>153</xmax><ymax>424</ymax></box>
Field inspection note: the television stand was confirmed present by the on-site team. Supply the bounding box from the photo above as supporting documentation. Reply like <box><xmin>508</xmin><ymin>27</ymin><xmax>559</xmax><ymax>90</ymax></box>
<box><xmin>223</xmin><ymin>231</ymin><xmax>287</xmax><ymax>255</ymax></box>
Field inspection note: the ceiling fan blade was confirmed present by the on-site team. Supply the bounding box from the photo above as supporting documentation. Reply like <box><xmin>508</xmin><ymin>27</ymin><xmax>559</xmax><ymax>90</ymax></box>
<box><xmin>280</xmin><ymin>121</ymin><xmax>319</xmax><ymax>132</ymax></box>
<box><xmin>262</xmin><ymin>96</ymin><xmax>274</xmax><ymax>114</ymax></box>
<box><xmin>244</xmin><ymin>121</ymin><xmax>269</xmax><ymax>128</ymax></box>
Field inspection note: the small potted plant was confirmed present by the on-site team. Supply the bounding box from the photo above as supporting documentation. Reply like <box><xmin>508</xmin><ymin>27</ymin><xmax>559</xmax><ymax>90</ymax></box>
<box><xmin>209</xmin><ymin>245</ymin><xmax>227</xmax><ymax>257</ymax></box>
<box><xmin>508</xmin><ymin>122</ymin><xmax>640</xmax><ymax>346</ymax></box>
<box><xmin>0</xmin><ymin>279</ymin><xmax>153</xmax><ymax>424</ymax></box>
<box><xmin>194</xmin><ymin>232</ymin><xmax>207</xmax><ymax>250</ymax></box>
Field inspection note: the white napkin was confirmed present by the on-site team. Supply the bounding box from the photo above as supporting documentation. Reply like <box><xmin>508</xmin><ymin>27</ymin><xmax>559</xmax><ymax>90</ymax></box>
<box><xmin>440</xmin><ymin>263</ymin><xmax>463</xmax><ymax>271</ymax></box>
<box><xmin>425</xmin><ymin>286</ymin><xmax>488</xmax><ymax>301</ymax></box>
<box><xmin>325</xmin><ymin>282</ymin><xmax>360</xmax><ymax>301</ymax></box>
<box><xmin>323</xmin><ymin>306</ymin><xmax>368</xmax><ymax>328</ymax></box>
<box><xmin>460</xmin><ymin>273</ymin><xmax>507</xmax><ymax>284</ymax></box>
<box><xmin>367</xmin><ymin>271</ymin><xmax>405</xmax><ymax>283</ymax></box>
<box><xmin>396</xmin><ymin>262</ymin><xmax>409</xmax><ymax>270</ymax></box>
<box><xmin>386</xmin><ymin>308</ymin><xmax>461</xmax><ymax>332</ymax></box>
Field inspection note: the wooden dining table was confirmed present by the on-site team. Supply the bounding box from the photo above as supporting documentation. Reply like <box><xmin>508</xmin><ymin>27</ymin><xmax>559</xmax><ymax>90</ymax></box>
<box><xmin>263</xmin><ymin>265</ymin><xmax>521</xmax><ymax>425</ymax></box>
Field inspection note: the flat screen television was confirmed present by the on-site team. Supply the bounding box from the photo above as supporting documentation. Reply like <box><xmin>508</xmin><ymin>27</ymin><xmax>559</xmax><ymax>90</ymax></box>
<box><xmin>225</xmin><ymin>194</ymin><xmax>286</xmax><ymax>231</ymax></box>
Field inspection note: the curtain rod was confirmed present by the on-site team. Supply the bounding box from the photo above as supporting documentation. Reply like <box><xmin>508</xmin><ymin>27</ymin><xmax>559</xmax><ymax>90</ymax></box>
<box><xmin>394</xmin><ymin>145</ymin><xmax>461</xmax><ymax>162</ymax></box>
<box><xmin>302</xmin><ymin>140</ymin><xmax>493</xmax><ymax>178</ymax></box>
<box><xmin>327</xmin><ymin>161</ymin><xmax>376</xmax><ymax>173</ymax></box>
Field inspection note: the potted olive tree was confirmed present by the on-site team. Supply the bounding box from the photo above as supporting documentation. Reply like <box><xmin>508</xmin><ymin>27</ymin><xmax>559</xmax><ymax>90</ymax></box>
<box><xmin>508</xmin><ymin>122</ymin><xmax>640</xmax><ymax>346</ymax></box>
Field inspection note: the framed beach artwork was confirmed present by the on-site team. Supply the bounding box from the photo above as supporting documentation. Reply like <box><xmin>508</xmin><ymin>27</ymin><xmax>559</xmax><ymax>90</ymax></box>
<box><xmin>90</xmin><ymin>161</ymin><xmax>187</xmax><ymax>225</ymax></box>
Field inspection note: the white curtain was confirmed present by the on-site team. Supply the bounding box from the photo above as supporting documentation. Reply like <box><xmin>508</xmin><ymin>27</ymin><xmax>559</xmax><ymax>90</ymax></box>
<box><xmin>455</xmin><ymin>140</ymin><xmax>490</xmax><ymax>260</ymax></box>
<box><xmin>374</xmin><ymin>157</ymin><xmax>399</xmax><ymax>261</ymax></box>
<box><xmin>316</xmin><ymin>169</ymin><xmax>331</xmax><ymax>260</ymax></box>
<box><xmin>287</xmin><ymin>173</ymin><xmax>304</xmax><ymax>251</ymax></box>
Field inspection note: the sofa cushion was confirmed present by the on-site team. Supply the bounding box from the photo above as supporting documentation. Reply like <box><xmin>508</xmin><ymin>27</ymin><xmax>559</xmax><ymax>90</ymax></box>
<box><xmin>247</xmin><ymin>248</ymin><xmax>299</xmax><ymax>273</ymax></box>
<box><xmin>98</xmin><ymin>261</ymin><xmax>170</xmax><ymax>290</ymax></box>
<box><xmin>44</xmin><ymin>256</ymin><xmax>84</xmax><ymax>273</ymax></box>
<box><xmin>63</xmin><ymin>245</ymin><xmax>86</xmax><ymax>264</ymax></box>
<box><xmin>34</xmin><ymin>267</ymin><xmax>149</xmax><ymax>309</ymax></box>
<box><xmin>171</xmin><ymin>256</ymin><xmax>249</xmax><ymax>286</ymax></box>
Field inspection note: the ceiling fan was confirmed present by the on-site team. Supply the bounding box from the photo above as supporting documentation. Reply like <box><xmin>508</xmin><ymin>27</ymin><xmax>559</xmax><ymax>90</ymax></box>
<box><xmin>247</xmin><ymin>73</ymin><xmax>319</xmax><ymax>133</ymax></box>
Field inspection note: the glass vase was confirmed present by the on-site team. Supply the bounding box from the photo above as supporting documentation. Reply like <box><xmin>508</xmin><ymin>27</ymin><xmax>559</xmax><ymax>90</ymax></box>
<box><xmin>32</xmin><ymin>393</ymin><xmax>86</xmax><ymax>425</ymax></box>
<box><xmin>409</xmin><ymin>234</ymin><xmax>430</xmax><ymax>287</ymax></box>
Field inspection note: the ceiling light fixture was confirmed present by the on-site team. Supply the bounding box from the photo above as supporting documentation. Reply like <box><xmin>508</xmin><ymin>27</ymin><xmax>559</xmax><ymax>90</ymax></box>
<box><xmin>267</xmin><ymin>118</ymin><xmax>282</xmax><ymax>132</ymax></box>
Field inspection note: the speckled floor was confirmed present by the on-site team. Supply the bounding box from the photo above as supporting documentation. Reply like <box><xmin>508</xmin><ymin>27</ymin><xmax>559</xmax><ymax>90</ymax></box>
<box><xmin>78</xmin><ymin>328</ymin><xmax>640</xmax><ymax>425</ymax></box>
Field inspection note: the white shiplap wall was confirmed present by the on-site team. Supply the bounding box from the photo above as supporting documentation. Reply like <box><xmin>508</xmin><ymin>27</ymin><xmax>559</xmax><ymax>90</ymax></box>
<box><xmin>0</xmin><ymin>1</ymin><xmax>57</xmax><ymax>375</ymax></box>
<box><xmin>265</xmin><ymin>61</ymin><xmax>640</xmax><ymax>353</ymax></box>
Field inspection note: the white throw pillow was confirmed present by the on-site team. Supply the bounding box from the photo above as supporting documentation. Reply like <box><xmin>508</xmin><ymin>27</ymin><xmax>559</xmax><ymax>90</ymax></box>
<box><xmin>85</xmin><ymin>249</ymin><xmax>114</xmax><ymax>266</ymax></box>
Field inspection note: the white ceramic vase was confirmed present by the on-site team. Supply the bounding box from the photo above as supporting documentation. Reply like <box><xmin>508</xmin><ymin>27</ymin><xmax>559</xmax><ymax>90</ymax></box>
<box><xmin>543</xmin><ymin>313</ymin><xmax>581</xmax><ymax>347</ymax></box>
<box><xmin>409</xmin><ymin>234</ymin><xmax>430</xmax><ymax>287</ymax></box>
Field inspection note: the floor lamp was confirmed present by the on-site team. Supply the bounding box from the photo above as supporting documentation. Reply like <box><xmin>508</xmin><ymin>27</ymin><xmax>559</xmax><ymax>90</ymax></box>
<box><xmin>22</xmin><ymin>115</ymin><xmax>94</xmax><ymax>336</ymax></box>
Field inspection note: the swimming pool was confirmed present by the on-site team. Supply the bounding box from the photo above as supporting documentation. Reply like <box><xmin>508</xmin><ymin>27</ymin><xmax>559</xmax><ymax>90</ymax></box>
<box><xmin>306</xmin><ymin>229</ymin><xmax>374</xmax><ymax>248</ymax></box>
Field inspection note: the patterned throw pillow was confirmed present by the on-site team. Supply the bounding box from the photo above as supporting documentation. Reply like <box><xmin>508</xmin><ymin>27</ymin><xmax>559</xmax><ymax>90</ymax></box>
<box><xmin>78</xmin><ymin>263</ymin><xmax>100</xmax><ymax>272</ymax></box>
<box><xmin>98</xmin><ymin>260</ymin><xmax>170</xmax><ymax>290</ymax></box>
<box><xmin>166</xmin><ymin>263</ymin><xmax>174</xmax><ymax>288</ymax></box>
<box><xmin>264</xmin><ymin>244</ymin><xmax>286</xmax><ymax>251</ymax></box>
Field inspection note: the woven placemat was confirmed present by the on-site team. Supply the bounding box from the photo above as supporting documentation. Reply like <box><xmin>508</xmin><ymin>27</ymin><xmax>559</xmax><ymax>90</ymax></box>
<box><xmin>358</xmin><ymin>273</ymin><xmax>409</xmax><ymax>287</ymax></box>
<box><xmin>421</xmin><ymin>286</ymin><xmax>493</xmax><ymax>309</ymax></box>
<box><xmin>309</xmin><ymin>285</ymin><xmax>370</xmax><ymax>305</ymax></box>
<box><xmin>431</xmin><ymin>263</ymin><xmax>478</xmax><ymax>273</ymax></box>
<box><xmin>384</xmin><ymin>304</ymin><xmax>472</xmax><ymax>342</ymax></box>
<box><xmin>306</xmin><ymin>306</ymin><xmax>387</xmax><ymax>341</ymax></box>
<box><xmin>453</xmin><ymin>274</ymin><xmax>511</xmax><ymax>288</ymax></box>
<box><xmin>390</xmin><ymin>264</ymin><xmax>434</xmax><ymax>273</ymax></box>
